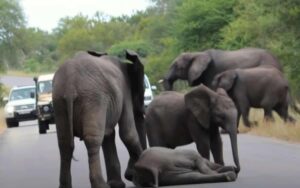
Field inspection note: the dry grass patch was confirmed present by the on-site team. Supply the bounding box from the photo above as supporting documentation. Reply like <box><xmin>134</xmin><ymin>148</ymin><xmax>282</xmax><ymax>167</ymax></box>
<box><xmin>6</xmin><ymin>70</ymin><xmax>35</xmax><ymax>77</ymax></box>
<box><xmin>238</xmin><ymin>109</ymin><xmax>300</xmax><ymax>143</ymax></box>
<box><xmin>0</xmin><ymin>108</ymin><xmax>6</xmax><ymax>134</ymax></box>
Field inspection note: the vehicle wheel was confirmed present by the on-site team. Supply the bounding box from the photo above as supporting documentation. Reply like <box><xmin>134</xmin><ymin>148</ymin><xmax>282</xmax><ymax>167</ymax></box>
<box><xmin>38</xmin><ymin>120</ymin><xmax>47</xmax><ymax>134</ymax></box>
<box><xmin>6</xmin><ymin>119</ymin><xmax>19</xmax><ymax>128</ymax></box>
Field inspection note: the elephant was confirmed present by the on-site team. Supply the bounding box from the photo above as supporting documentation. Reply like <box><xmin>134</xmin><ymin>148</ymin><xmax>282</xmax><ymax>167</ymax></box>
<box><xmin>163</xmin><ymin>48</ymin><xmax>282</xmax><ymax>91</ymax></box>
<box><xmin>145</xmin><ymin>85</ymin><xmax>240</xmax><ymax>173</ymax></box>
<box><xmin>52</xmin><ymin>50</ymin><xmax>145</xmax><ymax>188</ymax></box>
<box><xmin>212</xmin><ymin>67</ymin><xmax>298</xmax><ymax>127</ymax></box>
<box><xmin>133</xmin><ymin>147</ymin><xmax>237</xmax><ymax>187</ymax></box>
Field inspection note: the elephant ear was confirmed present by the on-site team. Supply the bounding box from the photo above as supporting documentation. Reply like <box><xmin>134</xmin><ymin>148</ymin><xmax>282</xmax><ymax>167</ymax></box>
<box><xmin>133</xmin><ymin>165</ymin><xmax>158</xmax><ymax>187</ymax></box>
<box><xmin>125</xmin><ymin>50</ymin><xmax>145</xmax><ymax>115</ymax></box>
<box><xmin>87</xmin><ymin>50</ymin><xmax>107</xmax><ymax>57</ymax></box>
<box><xmin>188</xmin><ymin>52</ymin><xmax>212</xmax><ymax>86</ymax></box>
<box><xmin>217</xmin><ymin>70</ymin><xmax>238</xmax><ymax>91</ymax></box>
<box><xmin>185</xmin><ymin>85</ymin><xmax>211</xmax><ymax>129</ymax></box>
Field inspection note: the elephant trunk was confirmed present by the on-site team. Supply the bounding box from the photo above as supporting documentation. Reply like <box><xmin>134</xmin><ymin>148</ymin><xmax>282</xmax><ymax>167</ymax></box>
<box><xmin>163</xmin><ymin>67</ymin><xmax>177</xmax><ymax>91</ymax></box>
<box><xmin>228</xmin><ymin>124</ymin><xmax>240</xmax><ymax>173</ymax></box>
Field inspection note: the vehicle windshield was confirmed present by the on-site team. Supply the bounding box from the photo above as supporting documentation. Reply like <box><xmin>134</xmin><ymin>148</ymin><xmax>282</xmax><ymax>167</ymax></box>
<box><xmin>10</xmin><ymin>87</ymin><xmax>35</xmax><ymax>101</ymax></box>
<box><xmin>38</xmin><ymin>80</ymin><xmax>52</xmax><ymax>94</ymax></box>
<box><xmin>144</xmin><ymin>76</ymin><xmax>150</xmax><ymax>89</ymax></box>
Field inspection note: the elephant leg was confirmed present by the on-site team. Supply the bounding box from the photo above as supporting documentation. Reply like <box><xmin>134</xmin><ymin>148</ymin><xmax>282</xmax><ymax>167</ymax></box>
<box><xmin>188</xmin><ymin>123</ymin><xmax>210</xmax><ymax>160</ymax></box>
<box><xmin>57</xmin><ymin>138</ymin><xmax>74</xmax><ymax>188</ymax></box>
<box><xmin>240</xmin><ymin>105</ymin><xmax>253</xmax><ymax>127</ymax></box>
<box><xmin>274</xmin><ymin>104</ymin><xmax>295</xmax><ymax>123</ymax></box>
<box><xmin>159</xmin><ymin>171</ymin><xmax>236</xmax><ymax>186</ymax></box>
<box><xmin>119</xmin><ymin>105</ymin><xmax>143</xmax><ymax>181</ymax></box>
<box><xmin>83</xmin><ymin>107</ymin><xmax>109</xmax><ymax>188</ymax></box>
<box><xmin>55</xmin><ymin>105</ymin><xmax>73</xmax><ymax>188</ymax></box>
<box><xmin>264</xmin><ymin>109</ymin><xmax>274</xmax><ymax>122</ymax></box>
<box><xmin>203</xmin><ymin>159</ymin><xmax>236</xmax><ymax>173</ymax></box>
<box><xmin>102</xmin><ymin>130</ymin><xmax>125</xmax><ymax>188</ymax></box>
<box><xmin>209</xmin><ymin>130</ymin><xmax>224</xmax><ymax>165</ymax></box>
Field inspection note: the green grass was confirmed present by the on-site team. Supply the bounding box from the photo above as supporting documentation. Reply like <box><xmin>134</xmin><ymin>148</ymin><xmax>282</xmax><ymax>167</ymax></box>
<box><xmin>238</xmin><ymin>109</ymin><xmax>300</xmax><ymax>143</ymax></box>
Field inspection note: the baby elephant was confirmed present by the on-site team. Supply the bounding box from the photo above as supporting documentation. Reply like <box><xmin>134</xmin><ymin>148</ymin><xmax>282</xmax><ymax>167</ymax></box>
<box><xmin>212</xmin><ymin>67</ymin><xmax>297</xmax><ymax>127</ymax></box>
<box><xmin>133</xmin><ymin>147</ymin><xmax>237</xmax><ymax>187</ymax></box>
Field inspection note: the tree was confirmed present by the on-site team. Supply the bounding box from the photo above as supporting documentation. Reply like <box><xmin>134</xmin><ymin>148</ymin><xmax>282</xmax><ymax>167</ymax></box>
<box><xmin>0</xmin><ymin>0</ymin><xmax>25</xmax><ymax>69</ymax></box>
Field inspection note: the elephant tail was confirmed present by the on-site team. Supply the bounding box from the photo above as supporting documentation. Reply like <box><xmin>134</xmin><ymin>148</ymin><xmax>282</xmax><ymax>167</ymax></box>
<box><xmin>288</xmin><ymin>91</ymin><xmax>300</xmax><ymax>114</ymax></box>
<box><xmin>66</xmin><ymin>96</ymin><xmax>78</xmax><ymax>161</ymax></box>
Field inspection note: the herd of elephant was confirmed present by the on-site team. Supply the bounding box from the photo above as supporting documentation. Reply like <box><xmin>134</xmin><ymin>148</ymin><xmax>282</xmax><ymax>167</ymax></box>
<box><xmin>52</xmin><ymin>48</ymin><xmax>298</xmax><ymax>188</ymax></box>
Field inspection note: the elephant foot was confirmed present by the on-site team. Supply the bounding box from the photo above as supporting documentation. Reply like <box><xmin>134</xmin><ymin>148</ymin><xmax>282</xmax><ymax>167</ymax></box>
<box><xmin>125</xmin><ymin>158</ymin><xmax>137</xmax><ymax>181</ymax></box>
<box><xmin>245</xmin><ymin>121</ymin><xmax>258</xmax><ymax>128</ymax></box>
<box><xmin>125</xmin><ymin>167</ymin><xmax>134</xmax><ymax>181</ymax></box>
<box><xmin>287</xmin><ymin>116</ymin><xmax>296</xmax><ymax>124</ymax></box>
<box><xmin>217</xmin><ymin>166</ymin><xmax>236</xmax><ymax>173</ymax></box>
<box><xmin>225</xmin><ymin>171</ymin><xmax>237</xmax><ymax>182</ymax></box>
<box><xmin>108</xmin><ymin>180</ymin><xmax>126</xmax><ymax>188</ymax></box>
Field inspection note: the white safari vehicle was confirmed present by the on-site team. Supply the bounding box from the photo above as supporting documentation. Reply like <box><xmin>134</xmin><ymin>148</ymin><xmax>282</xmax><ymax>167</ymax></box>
<box><xmin>4</xmin><ymin>85</ymin><xmax>36</xmax><ymax>127</ymax></box>
<box><xmin>144</xmin><ymin>74</ymin><xmax>156</xmax><ymax>108</ymax></box>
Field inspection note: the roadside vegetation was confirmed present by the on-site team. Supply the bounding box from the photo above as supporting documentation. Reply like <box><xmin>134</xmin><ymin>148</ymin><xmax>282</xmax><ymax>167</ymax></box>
<box><xmin>239</xmin><ymin>109</ymin><xmax>300</xmax><ymax>143</ymax></box>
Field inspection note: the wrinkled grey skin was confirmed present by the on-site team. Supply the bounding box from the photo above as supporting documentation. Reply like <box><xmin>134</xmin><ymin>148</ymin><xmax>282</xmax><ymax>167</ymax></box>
<box><xmin>52</xmin><ymin>50</ymin><xmax>145</xmax><ymax>188</ymax></box>
<box><xmin>212</xmin><ymin>68</ymin><xmax>297</xmax><ymax>127</ymax></box>
<box><xmin>163</xmin><ymin>48</ymin><xmax>282</xmax><ymax>90</ymax></box>
<box><xmin>133</xmin><ymin>147</ymin><xmax>237</xmax><ymax>187</ymax></box>
<box><xmin>145</xmin><ymin>85</ymin><xmax>240</xmax><ymax>173</ymax></box>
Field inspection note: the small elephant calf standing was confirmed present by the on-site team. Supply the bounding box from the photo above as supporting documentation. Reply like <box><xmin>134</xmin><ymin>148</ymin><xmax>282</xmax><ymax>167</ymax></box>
<box><xmin>212</xmin><ymin>67</ymin><xmax>298</xmax><ymax>127</ymax></box>
<box><xmin>133</xmin><ymin>147</ymin><xmax>237</xmax><ymax>187</ymax></box>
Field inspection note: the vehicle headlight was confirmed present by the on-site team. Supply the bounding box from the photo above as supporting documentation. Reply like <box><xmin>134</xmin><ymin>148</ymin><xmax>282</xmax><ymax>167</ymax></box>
<box><xmin>43</xmin><ymin>105</ymin><xmax>50</xmax><ymax>112</ymax></box>
<box><xmin>5</xmin><ymin>106</ymin><xmax>14</xmax><ymax>113</ymax></box>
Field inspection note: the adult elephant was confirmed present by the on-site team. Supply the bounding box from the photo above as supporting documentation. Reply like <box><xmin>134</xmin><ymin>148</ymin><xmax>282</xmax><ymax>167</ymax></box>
<box><xmin>145</xmin><ymin>85</ymin><xmax>240</xmax><ymax>173</ymax></box>
<box><xmin>163</xmin><ymin>48</ymin><xmax>282</xmax><ymax>90</ymax></box>
<box><xmin>53</xmin><ymin>50</ymin><xmax>145</xmax><ymax>188</ymax></box>
<box><xmin>133</xmin><ymin>147</ymin><xmax>237</xmax><ymax>187</ymax></box>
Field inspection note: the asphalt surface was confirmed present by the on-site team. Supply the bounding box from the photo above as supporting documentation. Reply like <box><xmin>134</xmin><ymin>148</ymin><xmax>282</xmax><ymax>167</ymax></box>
<box><xmin>1</xmin><ymin>122</ymin><xmax>300</xmax><ymax>188</ymax></box>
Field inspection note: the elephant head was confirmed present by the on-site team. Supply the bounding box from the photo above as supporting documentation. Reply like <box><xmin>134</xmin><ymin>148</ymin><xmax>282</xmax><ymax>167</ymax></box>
<box><xmin>212</xmin><ymin>70</ymin><xmax>238</xmax><ymax>91</ymax></box>
<box><xmin>163</xmin><ymin>52</ymin><xmax>212</xmax><ymax>90</ymax></box>
<box><xmin>184</xmin><ymin>85</ymin><xmax>240</xmax><ymax>172</ymax></box>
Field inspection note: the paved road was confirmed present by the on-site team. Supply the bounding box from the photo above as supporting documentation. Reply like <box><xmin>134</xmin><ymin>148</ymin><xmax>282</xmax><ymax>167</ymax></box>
<box><xmin>1</xmin><ymin>123</ymin><xmax>300</xmax><ymax>188</ymax></box>
<box><xmin>0</xmin><ymin>75</ymin><xmax>35</xmax><ymax>88</ymax></box>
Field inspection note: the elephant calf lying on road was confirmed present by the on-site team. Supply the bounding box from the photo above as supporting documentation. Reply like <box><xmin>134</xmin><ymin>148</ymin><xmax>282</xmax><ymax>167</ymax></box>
<box><xmin>133</xmin><ymin>147</ymin><xmax>237</xmax><ymax>187</ymax></box>
<box><xmin>145</xmin><ymin>85</ymin><xmax>240</xmax><ymax>172</ymax></box>
<box><xmin>212</xmin><ymin>67</ymin><xmax>298</xmax><ymax>127</ymax></box>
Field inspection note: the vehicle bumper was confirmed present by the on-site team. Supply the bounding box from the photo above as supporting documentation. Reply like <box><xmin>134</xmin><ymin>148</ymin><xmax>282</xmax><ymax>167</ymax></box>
<box><xmin>6</xmin><ymin>110</ymin><xmax>37</xmax><ymax>121</ymax></box>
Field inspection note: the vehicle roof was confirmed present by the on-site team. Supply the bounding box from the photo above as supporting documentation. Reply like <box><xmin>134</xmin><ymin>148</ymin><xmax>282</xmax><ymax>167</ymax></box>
<box><xmin>12</xmin><ymin>85</ymin><xmax>35</xmax><ymax>90</ymax></box>
<box><xmin>38</xmin><ymin>74</ymin><xmax>54</xmax><ymax>81</ymax></box>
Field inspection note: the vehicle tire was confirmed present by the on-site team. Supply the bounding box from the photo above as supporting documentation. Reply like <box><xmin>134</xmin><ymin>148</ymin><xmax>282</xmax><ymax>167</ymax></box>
<box><xmin>38</xmin><ymin>120</ymin><xmax>47</xmax><ymax>134</ymax></box>
<box><xmin>6</xmin><ymin>119</ymin><xmax>19</xmax><ymax>128</ymax></box>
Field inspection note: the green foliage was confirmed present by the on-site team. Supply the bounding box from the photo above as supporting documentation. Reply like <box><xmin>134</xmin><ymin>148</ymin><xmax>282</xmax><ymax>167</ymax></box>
<box><xmin>175</xmin><ymin>0</ymin><xmax>237</xmax><ymax>51</ymax></box>
<box><xmin>0</xmin><ymin>0</ymin><xmax>25</xmax><ymax>68</ymax></box>
<box><xmin>108</xmin><ymin>40</ymin><xmax>153</xmax><ymax>57</ymax></box>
